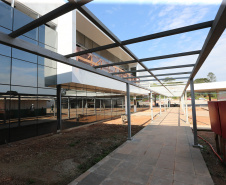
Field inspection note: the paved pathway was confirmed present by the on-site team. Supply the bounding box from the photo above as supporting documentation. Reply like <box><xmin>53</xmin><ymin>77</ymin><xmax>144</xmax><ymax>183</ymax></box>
<box><xmin>69</xmin><ymin>107</ymin><xmax>214</xmax><ymax>185</ymax></box>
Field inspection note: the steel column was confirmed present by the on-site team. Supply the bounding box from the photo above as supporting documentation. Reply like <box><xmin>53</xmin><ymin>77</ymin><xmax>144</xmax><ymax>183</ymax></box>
<box><xmin>126</xmin><ymin>83</ymin><xmax>132</xmax><ymax>140</ymax></box>
<box><xmin>54</xmin><ymin>99</ymin><xmax>56</xmax><ymax>117</ymax></box>
<box><xmin>57</xmin><ymin>85</ymin><xmax>62</xmax><ymax>131</ymax></box>
<box><xmin>190</xmin><ymin>79</ymin><xmax>198</xmax><ymax>146</ymax></box>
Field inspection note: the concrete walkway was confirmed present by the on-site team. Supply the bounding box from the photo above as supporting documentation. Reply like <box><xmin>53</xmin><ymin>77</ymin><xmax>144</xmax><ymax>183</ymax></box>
<box><xmin>69</xmin><ymin>107</ymin><xmax>214</xmax><ymax>185</ymax></box>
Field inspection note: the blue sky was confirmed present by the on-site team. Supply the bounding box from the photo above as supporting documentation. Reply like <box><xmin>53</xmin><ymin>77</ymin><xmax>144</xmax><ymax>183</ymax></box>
<box><xmin>84</xmin><ymin>0</ymin><xmax>226</xmax><ymax>82</ymax></box>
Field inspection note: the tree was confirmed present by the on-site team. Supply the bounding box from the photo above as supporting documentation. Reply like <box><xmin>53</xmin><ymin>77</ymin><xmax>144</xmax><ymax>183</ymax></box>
<box><xmin>163</xmin><ymin>77</ymin><xmax>175</xmax><ymax>82</ymax></box>
<box><xmin>194</xmin><ymin>78</ymin><xmax>210</xmax><ymax>84</ymax></box>
<box><xmin>207</xmin><ymin>72</ymin><xmax>216</xmax><ymax>82</ymax></box>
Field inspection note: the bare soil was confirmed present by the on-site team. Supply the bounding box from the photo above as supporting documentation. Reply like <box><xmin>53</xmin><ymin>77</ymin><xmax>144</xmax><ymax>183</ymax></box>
<box><xmin>0</xmin><ymin>110</ymin><xmax>154</xmax><ymax>185</ymax></box>
<box><xmin>198</xmin><ymin>131</ymin><xmax>226</xmax><ymax>185</ymax></box>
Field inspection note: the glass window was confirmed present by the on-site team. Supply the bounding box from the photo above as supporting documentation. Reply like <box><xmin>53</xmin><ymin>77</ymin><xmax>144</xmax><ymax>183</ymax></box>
<box><xmin>11</xmin><ymin>86</ymin><xmax>37</xmax><ymax>95</ymax></box>
<box><xmin>0</xmin><ymin>55</ymin><xmax>11</xmax><ymax>85</ymax></box>
<box><xmin>38</xmin><ymin>88</ymin><xmax>56</xmax><ymax>96</ymax></box>
<box><xmin>0</xmin><ymin>1</ymin><xmax>13</xmax><ymax>30</ymax></box>
<box><xmin>13</xmin><ymin>8</ymin><xmax>38</xmax><ymax>40</ymax></box>
<box><xmin>12</xmin><ymin>47</ymin><xmax>37</xmax><ymax>64</ymax></box>
<box><xmin>0</xmin><ymin>27</ymin><xmax>11</xmax><ymax>57</ymax></box>
<box><xmin>0</xmin><ymin>84</ymin><xmax>10</xmax><ymax>94</ymax></box>
<box><xmin>39</xmin><ymin>25</ymin><xmax>57</xmax><ymax>49</ymax></box>
<box><xmin>12</xmin><ymin>59</ymin><xmax>37</xmax><ymax>87</ymax></box>
<box><xmin>38</xmin><ymin>65</ymin><xmax>57</xmax><ymax>88</ymax></box>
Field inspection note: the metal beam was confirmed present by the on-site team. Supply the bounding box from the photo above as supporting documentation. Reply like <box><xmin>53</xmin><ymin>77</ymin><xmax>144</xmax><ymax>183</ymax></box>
<box><xmin>66</xmin><ymin>20</ymin><xmax>212</xmax><ymax>57</ymax></box>
<box><xmin>0</xmin><ymin>31</ymin><xmax>153</xmax><ymax>93</ymax></box>
<box><xmin>112</xmin><ymin>64</ymin><xmax>195</xmax><ymax>75</ymax></box>
<box><xmin>9</xmin><ymin>1</ymin><xmax>92</xmax><ymax>38</ymax></box>
<box><xmin>182</xmin><ymin>0</ymin><xmax>226</xmax><ymax>97</ymax></box>
<box><xmin>94</xmin><ymin>50</ymin><xmax>200</xmax><ymax>68</ymax></box>
<box><xmin>131</xmin><ymin>77</ymin><xmax>189</xmax><ymax>82</ymax></box>
<box><xmin>124</xmin><ymin>72</ymin><xmax>191</xmax><ymax>79</ymax></box>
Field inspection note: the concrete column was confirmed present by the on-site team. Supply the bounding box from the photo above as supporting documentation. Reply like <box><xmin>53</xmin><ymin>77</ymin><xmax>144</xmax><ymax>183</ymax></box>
<box><xmin>126</xmin><ymin>83</ymin><xmax>131</xmax><ymax>140</ymax></box>
<box><xmin>159</xmin><ymin>95</ymin><xmax>161</xmax><ymax>115</ymax></box>
<box><xmin>11</xmin><ymin>0</ymin><xmax>15</xmax><ymax>7</ymax></box>
<box><xmin>164</xmin><ymin>96</ymin><xmax>166</xmax><ymax>112</ymax></box>
<box><xmin>82</xmin><ymin>99</ymin><xmax>84</xmax><ymax>114</ymax></box>
<box><xmin>190</xmin><ymin>79</ymin><xmax>198</xmax><ymax>147</ymax></box>
<box><xmin>151</xmin><ymin>92</ymin><xmax>153</xmax><ymax>121</ymax></box>
<box><xmin>134</xmin><ymin>96</ymin><xmax>137</xmax><ymax>113</ymax></box>
<box><xmin>68</xmin><ymin>97</ymin><xmax>70</xmax><ymax>119</ymax></box>
<box><xmin>111</xmin><ymin>99</ymin><xmax>113</xmax><ymax>114</ymax></box>
<box><xmin>94</xmin><ymin>98</ymin><xmax>96</xmax><ymax>114</ymax></box>
<box><xmin>185</xmin><ymin>91</ymin><xmax>189</xmax><ymax>123</ymax></box>
<box><xmin>125</xmin><ymin>96</ymin><xmax>127</xmax><ymax>114</ymax></box>
<box><xmin>154</xmin><ymin>94</ymin><xmax>157</xmax><ymax>106</ymax></box>
<box><xmin>57</xmin><ymin>85</ymin><xmax>62</xmax><ymax>131</ymax></box>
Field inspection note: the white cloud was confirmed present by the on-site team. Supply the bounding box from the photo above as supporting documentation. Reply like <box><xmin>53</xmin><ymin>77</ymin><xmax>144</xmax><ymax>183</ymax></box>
<box><xmin>93</xmin><ymin>0</ymin><xmax>221</xmax><ymax>5</ymax></box>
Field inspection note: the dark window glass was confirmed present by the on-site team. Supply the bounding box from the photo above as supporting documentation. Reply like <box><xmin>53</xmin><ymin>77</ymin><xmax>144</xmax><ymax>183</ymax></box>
<box><xmin>13</xmin><ymin>8</ymin><xmax>38</xmax><ymax>40</ymax></box>
<box><xmin>12</xmin><ymin>59</ymin><xmax>37</xmax><ymax>87</ymax></box>
<box><xmin>0</xmin><ymin>27</ymin><xmax>11</xmax><ymax>57</ymax></box>
<box><xmin>0</xmin><ymin>1</ymin><xmax>13</xmax><ymax>30</ymax></box>
<box><xmin>0</xmin><ymin>55</ymin><xmax>11</xmax><ymax>85</ymax></box>
<box><xmin>38</xmin><ymin>65</ymin><xmax>57</xmax><ymax>88</ymax></box>
<box><xmin>39</xmin><ymin>25</ymin><xmax>57</xmax><ymax>48</ymax></box>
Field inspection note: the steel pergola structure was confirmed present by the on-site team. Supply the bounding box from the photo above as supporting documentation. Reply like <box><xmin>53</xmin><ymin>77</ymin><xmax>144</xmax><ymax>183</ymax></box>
<box><xmin>0</xmin><ymin>0</ymin><xmax>226</xmax><ymax>143</ymax></box>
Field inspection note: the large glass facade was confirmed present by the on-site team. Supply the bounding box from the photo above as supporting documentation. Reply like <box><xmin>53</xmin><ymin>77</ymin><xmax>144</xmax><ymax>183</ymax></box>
<box><xmin>0</xmin><ymin>1</ymin><xmax>57</xmax><ymax>144</ymax></box>
<box><xmin>0</xmin><ymin>1</ymin><xmax>148</xmax><ymax>145</ymax></box>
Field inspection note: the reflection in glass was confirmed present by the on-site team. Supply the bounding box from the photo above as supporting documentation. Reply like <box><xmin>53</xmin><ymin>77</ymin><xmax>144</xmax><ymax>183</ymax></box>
<box><xmin>38</xmin><ymin>65</ymin><xmax>57</xmax><ymax>88</ymax></box>
<box><xmin>13</xmin><ymin>9</ymin><xmax>38</xmax><ymax>40</ymax></box>
<box><xmin>0</xmin><ymin>55</ymin><xmax>11</xmax><ymax>85</ymax></box>
<box><xmin>12</xmin><ymin>47</ymin><xmax>37</xmax><ymax>64</ymax></box>
<box><xmin>12</xmin><ymin>59</ymin><xmax>37</xmax><ymax>87</ymax></box>
<box><xmin>39</xmin><ymin>25</ymin><xmax>58</xmax><ymax>48</ymax></box>
<box><xmin>0</xmin><ymin>1</ymin><xmax>13</xmax><ymax>30</ymax></box>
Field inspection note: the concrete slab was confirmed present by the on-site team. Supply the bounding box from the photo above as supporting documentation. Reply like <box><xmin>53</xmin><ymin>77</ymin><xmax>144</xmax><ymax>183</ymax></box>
<box><xmin>69</xmin><ymin>108</ymin><xmax>214</xmax><ymax>185</ymax></box>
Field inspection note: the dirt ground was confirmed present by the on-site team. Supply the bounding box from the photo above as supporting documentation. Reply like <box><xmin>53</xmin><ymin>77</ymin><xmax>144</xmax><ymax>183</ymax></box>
<box><xmin>0</xmin><ymin>109</ymin><xmax>156</xmax><ymax>185</ymax></box>
<box><xmin>198</xmin><ymin>131</ymin><xmax>226</xmax><ymax>185</ymax></box>
<box><xmin>187</xmin><ymin>107</ymin><xmax>211</xmax><ymax>126</ymax></box>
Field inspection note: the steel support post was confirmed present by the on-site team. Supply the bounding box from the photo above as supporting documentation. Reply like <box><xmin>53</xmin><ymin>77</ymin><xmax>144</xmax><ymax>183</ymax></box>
<box><xmin>57</xmin><ymin>85</ymin><xmax>62</xmax><ymax>131</ymax></box>
<box><xmin>126</xmin><ymin>83</ymin><xmax>132</xmax><ymax>140</ymax></box>
<box><xmin>151</xmin><ymin>92</ymin><xmax>153</xmax><ymax>121</ymax></box>
<box><xmin>159</xmin><ymin>95</ymin><xmax>161</xmax><ymax>114</ymax></box>
<box><xmin>111</xmin><ymin>99</ymin><xmax>113</xmax><ymax>114</ymax></box>
<box><xmin>185</xmin><ymin>91</ymin><xmax>189</xmax><ymax>123</ymax></box>
<box><xmin>190</xmin><ymin>79</ymin><xmax>199</xmax><ymax>147</ymax></box>
<box><xmin>68</xmin><ymin>97</ymin><xmax>70</xmax><ymax>119</ymax></box>
<box><xmin>100</xmin><ymin>99</ymin><xmax>101</xmax><ymax>112</ymax></box>
<box><xmin>18</xmin><ymin>95</ymin><xmax>21</xmax><ymax>127</ymax></box>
